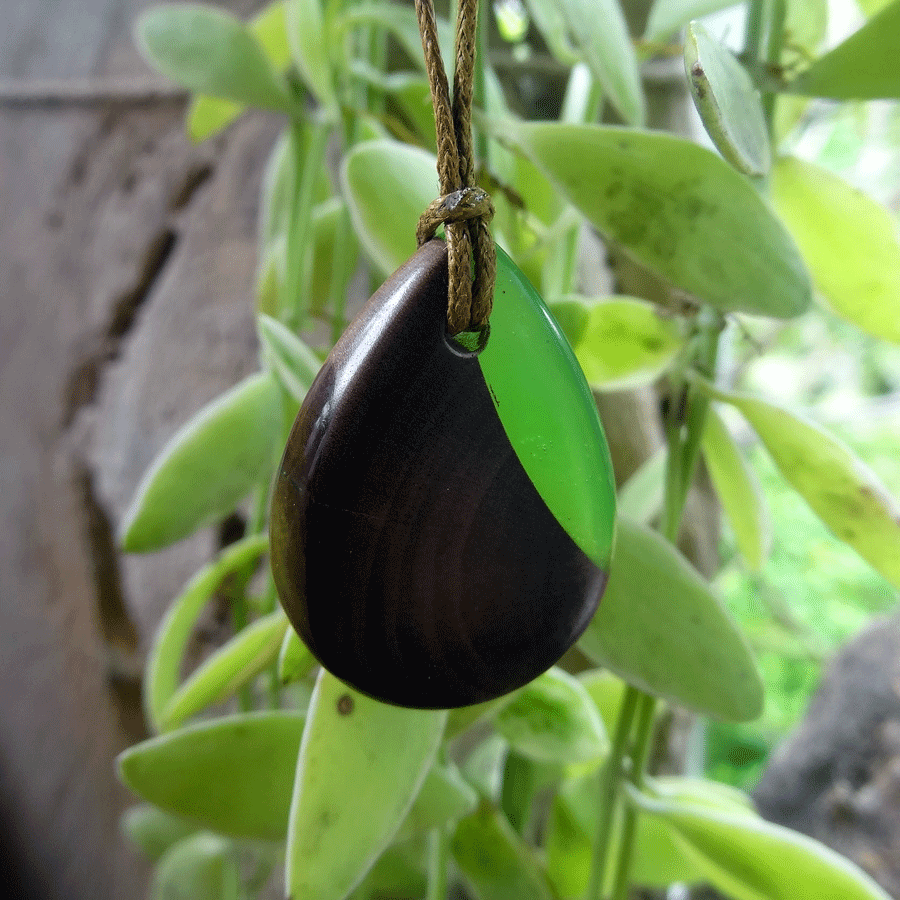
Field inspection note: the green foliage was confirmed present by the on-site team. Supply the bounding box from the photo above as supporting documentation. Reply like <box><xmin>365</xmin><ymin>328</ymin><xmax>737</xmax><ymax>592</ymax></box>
<box><xmin>549</xmin><ymin>296</ymin><xmax>685</xmax><ymax>390</ymax></box>
<box><xmin>684</xmin><ymin>22</ymin><xmax>771</xmax><ymax>176</ymax></box>
<box><xmin>579</xmin><ymin>518</ymin><xmax>764</xmax><ymax>722</ymax></box>
<box><xmin>136</xmin><ymin>4</ymin><xmax>292</xmax><ymax>111</ymax></box>
<box><xmin>118</xmin><ymin>2</ymin><xmax>900</xmax><ymax>899</ymax></box>
<box><xmin>121</xmin><ymin>804</ymin><xmax>199</xmax><ymax>862</ymax></box>
<box><xmin>150</xmin><ymin>833</ymin><xmax>241</xmax><ymax>900</ymax></box>
<box><xmin>630</xmin><ymin>787</ymin><xmax>892</xmax><ymax>899</ymax></box>
<box><xmin>120</xmin><ymin>374</ymin><xmax>282</xmax><ymax>552</ymax></box>
<box><xmin>645</xmin><ymin>0</ymin><xmax>741</xmax><ymax>41</ymax></box>
<box><xmin>277</xmin><ymin>627</ymin><xmax>316</xmax><ymax>685</ymax></box>
<box><xmin>508</xmin><ymin>122</ymin><xmax>812</xmax><ymax>317</ymax></box>
<box><xmin>771</xmin><ymin>155</ymin><xmax>900</xmax><ymax>345</ymax></box>
<box><xmin>787</xmin><ymin>0</ymin><xmax>900</xmax><ymax>99</ymax></box>
<box><xmin>527</xmin><ymin>0</ymin><xmax>645</xmax><ymax>125</ymax></box>
<box><xmin>452</xmin><ymin>801</ymin><xmax>556</xmax><ymax>900</ymax></box>
<box><xmin>702</xmin><ymin>405</ymin><xmax>771</xmax><ymax>571</ymax></box>
<box><xmin>143</xmin><ymin>534</ymin><xmax>269</xmax><ymax>731</ymax></box>
<box><xmin>186</xmin><ymin>0</ymin><xmax>293</xmax><ymax>141</ymax></box>
<box><xmin>119</xmin><ymin>711</ymin><xmax>306</xmax><ymax>840</ymax></box>
<box><xmin>707</xmin><ymin>384</ymin><xmax>900</xmax><ymax>588</ymax></box>
<box><xmin>159</xmin><ymin>610</ymin><xmax>288</xmax><ymax>731</ymax></box>
<box><xmin>494</xmin><ymin>668</ymin><xmax>609</xmax><ymax>765</ymax></box>
<box><xmin>285</xmin><ymin>673</ymin><xmax>446</xmax><ymax>899</ymax></box>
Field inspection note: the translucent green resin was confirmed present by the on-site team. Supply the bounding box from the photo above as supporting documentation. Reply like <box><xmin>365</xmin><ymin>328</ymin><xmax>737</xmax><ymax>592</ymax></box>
<box><xmin>478</xmin><ymin>246</ymin><xmax>617</xmax><ymax>568</ymax></box>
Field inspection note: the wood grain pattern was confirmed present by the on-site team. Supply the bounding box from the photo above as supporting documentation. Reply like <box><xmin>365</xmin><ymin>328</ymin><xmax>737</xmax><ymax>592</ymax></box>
<box><xmin>271</xmin><ymin>241</ymin><xmax>606</xmax><ymax>709</ymax></box>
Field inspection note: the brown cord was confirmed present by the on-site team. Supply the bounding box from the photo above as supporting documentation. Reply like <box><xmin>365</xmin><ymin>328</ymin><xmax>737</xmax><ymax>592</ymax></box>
<box><xmin>414</xmin><ymin>0</ymin><xmax>495</xmax><ymax>336</ymax></box>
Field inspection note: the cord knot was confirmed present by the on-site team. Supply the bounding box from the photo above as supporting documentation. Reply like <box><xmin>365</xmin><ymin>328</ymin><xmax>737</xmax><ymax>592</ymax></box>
<box><xmin>416</xmin><ymin>187</ymin><xmax>494</xmax><ymax>245</ymax></box>
<box><xmin>414</xmin><ymin>0</ymin><xmax>496</xmax><ymax>338</ymax></box>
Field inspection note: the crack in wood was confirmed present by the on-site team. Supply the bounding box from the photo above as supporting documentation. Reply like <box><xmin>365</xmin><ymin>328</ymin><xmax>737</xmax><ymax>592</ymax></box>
<box><xmin>63</xmin><ymin>228</ymin><xmax>177</xmax><ymax>425</ymax></box>
<box><xmin>169</xmin><ymin>161</ymin><xmax>214</xmax><ymax>212</ymax></box>
<box><xmin>72</xmin><ymin>462</ymin><xmax>141</xmax><ymax>682</ymax></box>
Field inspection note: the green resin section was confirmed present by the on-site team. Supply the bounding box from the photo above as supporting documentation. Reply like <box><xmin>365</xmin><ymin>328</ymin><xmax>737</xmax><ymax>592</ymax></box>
<box><xmin>477</xmin><ymin>246</ymin><xmax>616</xmax><ymax>568</ymax></box>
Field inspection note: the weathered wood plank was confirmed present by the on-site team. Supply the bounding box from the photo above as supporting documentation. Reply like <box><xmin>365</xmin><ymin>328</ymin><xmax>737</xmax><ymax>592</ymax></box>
<box><xmin>0</xmin><ymin>1</ymin><xmax>276</xmax><ymax>897</ymax></box>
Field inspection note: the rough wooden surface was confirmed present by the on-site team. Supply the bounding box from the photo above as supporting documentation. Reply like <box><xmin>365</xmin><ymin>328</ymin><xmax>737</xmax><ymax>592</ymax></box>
<box><xmin>0</xmin><ymin>1</ymin><xmax>275</xmax><ymax>897</ymax></box>
<box><xmin>755</xmin><ymin>612</ymin><xmax>900</xmax><ymax>898</ymax></box>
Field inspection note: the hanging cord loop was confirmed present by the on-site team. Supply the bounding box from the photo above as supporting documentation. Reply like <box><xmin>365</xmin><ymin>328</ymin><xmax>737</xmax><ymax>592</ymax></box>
<box><xmin>414</xmin><ymin>0</ymin><xmax>496</xmax><ymax>337</ymax></box>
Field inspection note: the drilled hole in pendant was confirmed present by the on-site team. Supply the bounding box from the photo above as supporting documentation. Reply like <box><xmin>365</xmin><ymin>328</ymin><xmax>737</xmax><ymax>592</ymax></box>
<box><xmin>445</xmin><ymin>322</ymin><xmax>490</xmax><ymax>358</ymax></box>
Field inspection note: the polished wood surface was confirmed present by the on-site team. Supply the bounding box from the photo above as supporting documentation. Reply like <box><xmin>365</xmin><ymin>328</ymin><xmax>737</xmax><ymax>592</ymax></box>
<box><xmin>271</xmin><ymin>241</ymin><xmax>606</xmax><ymax>708</ymax></box>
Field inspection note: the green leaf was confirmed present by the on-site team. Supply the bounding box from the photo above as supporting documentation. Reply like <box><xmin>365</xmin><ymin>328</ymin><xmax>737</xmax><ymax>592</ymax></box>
<box><xmin>630</xmin><ymin>789</ymin><xmax>892</xmax><ymax>900</ymax></box>
<box><xmin>770</xmin><ymin>155</ymin><xmax>900</xmax><ymax>345</ymax></box>
<box><xmin>494</xmin><ymin>668</ymin><xmax>609</xmax><ymax>765</ymax></box>
<box><xmin>452</xmin><ymin>801</ymin><xmax>556</xmax><ymax>900</ymax></box>
<box><xmin>577</xmin><ymin>669</ymin><xmax>628</xmax><ymax>735</ymax></box>
<box><xmin>685</xmin><ymin>22</ymin><xmax>771</xmax><ymax>176</ymax></box>
<box><xmin>501</xmin><ymin>753</ymin><xmax>562</xmax><ymax>833</ymax></box>
<box><xmin>527</xmin><ymin>0</ymin><xmax>644</xmax><ymax>125</ymax></box>
<box><xmin>120</xmin><ymin>373</ymin><xmax>282</xmax><ymax>552</ymax></box>
<box><xmin>546</xmin><ymin>776</ymin><xmax>705</xmax><ymax>894</ymax></box>
<box><xmin>185</xmin><ymin>1</ymin><xmax>292</xmax><ymax>141</ymax></box>
<box><xmin>136</xmin><ymin>4</ymin><xmax>291</xmax><ymax>111</ymax></box>
<box><xmin>336</xmin><ymin>2</ymin><xmax>453</xmax><ymax>73</ymax></box>
<box><xmin>782</xmin><ymin>0</ymin><xmax>828</xmax><ymax>69</ymax></box>
<box><xmin>349</xmin><ymin>840</ymin><xmax>429</xmax><ymax>900</ymax></box>
<box><xmin>617</xmin><ymin>448</ymin><xmax>667</xmax><ymax>526</ymax></box>
<box><xmin>858</xmin><ymin>0</ymin><xmax>894</xmax><ymax>14</ymax></box>
<box><xmin>521</xmin><ymin>0</ymin><xmax>579</xmax><ymax>64</ymax></box>
<box><xmin>387</xmin><ymin>74</ymin><xmax>437</xmax><ymax>148</ymax></box>
<box><xmin>578</xmin><ymin>518</ymin><xmax>764</xmax><ymax>721</ymax></box>
<box><xmin>544</xmin><ymin>793</ymin><xmax>592</xmax><ymax>898</ymax></box>
<box><xmin>286</xmin><ymin>672</ymin><xmax>446</xmax><ymax>900</ymax></box>
<box><xmin>151</xmin><ymin>833</ymin><xmax>240</xmax><ymax>900</ymax></box>
<box><xmin>445</xmin><ymin>693</ymin><xmax>521</xmax><ymax>740</ymax></box>
<box><xmin>705</xmin><ymin>386</ymin><xmax>900</xmax><ymax>589</ymax></box>
<box><xmin>251</xmin><ymin>0</ymin><xmax>292</xmax><ymax>70</ymax></box>
<box><xmin>306</xmin><ymin>198</ymin><xmax>360</xmax><ymax>321</ymax></box>
<box><xmin>143</xmin><ymin>534</ymin><xmax>269</xmax><ymax>731</ymax></box>
<box><xmin>159</xmin><ymin>610</ymin><xmax>289</xmax><ymax>731</ymax></box>
<box><xmin>118</xmin><ymin>710</ymin><xmax>304</xmax><ymax>841</ymax></box>
<box><xmin>287</xmin><ymin>0</ymin><xmax>336</xmax><ymax>109</ymax></box>
<box><xmin>702</xmin><ymin>405</ymin><xmax>770</xmax><ymax>570</ymax></box>
<box><xmin>258</xmin><ymin>130</ymin><xmax>294</xmax><ymax>253</ymax></box>
<box><xmin>342</xmin><ymin>140</ymin><xmax>438</xmax><ymax>274</ymax></box>
<box><xmin>510</xmin><ymin>122</ymin><xmax>811</xmax><ymax>318</ymax></box>
<box><xmin>186</xmin><ymin>95</ymin><xmax>242</xmax><ymax>143</ymax></box>
<box><xmin>787</xmin><ymin>0</ymin><xmax>900</xmax><ymax>99</ymax></box>
<box><xmin>396</xmin><ymin>762</ymin><xmax>479</xmax><ymax>840</ymax></box>
<box><xmin>645</xmin><ymin>775</ymin><xmax>757</xmax><ymax>814</ymax></box>
<box><xmin>645</xmin><ymin>0</ymin><xmax>743</xmax><ymax>41</ymax></box>
<box><xmin>461</xmin><ymin>733</ymin><xmax>510</xmax><ymax>802</ymax></box>
<box><xmin>278</xmin><ymin>627</ymin><xmax>316</xmax><ymax>684</ymax></box>
<box><xmin>121</xmin><ymin>804</ymin><xmax>198</xmax><ymax>862</ymax></box>
<box><xmin>549</xmin><ymin>295</ymin><xmax>684</xmax><ymax>390</ymax></box>
<box><xmin>257</xmin><ymin>314</ymin><xmax>323</xmax><ymax>404</ymax></box>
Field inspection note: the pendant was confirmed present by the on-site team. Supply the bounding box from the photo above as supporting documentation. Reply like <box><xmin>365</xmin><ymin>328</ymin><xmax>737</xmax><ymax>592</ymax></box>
<box><xmin>270</xmin><ymin>240</ymin><xmax>616</xmax><ymax>709</ymax></box>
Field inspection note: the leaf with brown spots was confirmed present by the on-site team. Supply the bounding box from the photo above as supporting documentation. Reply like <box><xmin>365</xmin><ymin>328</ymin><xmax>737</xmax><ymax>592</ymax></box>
<box><xmin>706</xmin><ymin>385</ymin><xmax>900</xmax><ymax>589</ymax></box>
<box><xmin>285</xmin><ymin>672</ymin><xmax>446</xmax><ymax>900</ymax></box>
<box><xmin>507</xmin><ymin>122</ymin><xmax>811</xmax><ymax>319</ymax></box>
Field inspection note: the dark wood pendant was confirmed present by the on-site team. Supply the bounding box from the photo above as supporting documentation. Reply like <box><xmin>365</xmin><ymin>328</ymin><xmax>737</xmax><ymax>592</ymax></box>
<box><xmin>271</xmin><ymin>240</ymin><xmax>615</xmax><ymax>709</ymax></box>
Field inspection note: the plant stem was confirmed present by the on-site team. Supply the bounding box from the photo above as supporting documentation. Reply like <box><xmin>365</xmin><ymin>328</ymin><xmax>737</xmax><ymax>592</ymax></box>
<box><xmin>285</xmin><ymin>114</ymin><xmax>331</xmax><ymax>332</ymax></box>
<box><xmin>587</xmin><ymin>686</ymin><xmax>639</xmax><ymax>900</ymax></box>
<box><xmin>594</xmin><ymin>308</ymin><xmax>724</xmax><ymax>897</ymax></box>
<box><xmin>427</xmin><ymin>826</ymin><xmax>449</xmax><ymax>900</ymax></box>
<box><xmin>663</xmin><ymin>309</ymin><xmax>723</xmax><ymax>542</ymax></box>
<box><xmin>610</xmin><ymin>692</ymin><xmax>658</xmax><ymax>900</ymax></box>
<box><xmin>544</xmin><ymin>67</ymin><xmax>604</xmax><ymax>299</ymax></box>
<box><xmin>761</xmin><ymin>0</ymin><xmax>787</xmax><ymax>131</ymax></box>
<box><xmin>473</xmin><ymin>0</ymin><xmax>489</xmax><ymax>170</ymax></box>
<box><xmin>743</xmin><ymin>0</ymin><xmax>767</xmax><ymax>62</ymax></box>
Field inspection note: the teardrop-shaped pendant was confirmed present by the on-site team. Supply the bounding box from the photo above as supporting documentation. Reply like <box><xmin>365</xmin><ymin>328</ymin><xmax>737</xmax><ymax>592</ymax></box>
<box><xmin>271</xmin><ymin>240</ymin><xmax>616</xmax><ymax>709</ymax></box>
